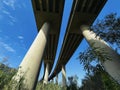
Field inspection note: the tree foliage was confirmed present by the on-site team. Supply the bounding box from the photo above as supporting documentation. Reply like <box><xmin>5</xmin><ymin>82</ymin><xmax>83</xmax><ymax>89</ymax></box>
<box><xmin>79</xmin><ymin>47</ymin><xmax>98</xmax><ymax>73</ymax></box>
<box><xmin>80</xmin><ymin>65</ymin><xmax>120</xmax><ymax>90</ymax></box>
<box><xmin>67</xmin><ymin>75</ymin><xmax>79</xmax><ymax>90</ymax></box>
<box><xmin>79</xmin><ymin>13</ymin><xmax>120</xmax><ymax>73</ymax></box>
<box><xmin>79</xmin><ymin>13</ymin><xmax>120</xmax><ymax>89</ymax></box>
<box><xmin>92</xmin><ymin>13</ymin><xmax>120</xmax><ymax>48</ymax></box>
<box><xmin>36</xmin><ymin>82</ymin><xmax>63</xmax><ymax>90</ymax></box>
<box><xmin>0</xmin><ymin>63</ymin><xmax>16</xmax><ymax>89</ymax></box>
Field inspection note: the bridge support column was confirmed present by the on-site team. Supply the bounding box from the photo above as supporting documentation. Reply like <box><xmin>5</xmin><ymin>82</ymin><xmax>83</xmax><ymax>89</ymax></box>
<box><xmin>43</xmin><ymin>62</ymin><xmax>50</xmax><ymax>84</ymax></box>
<box><xmin>62</xmin><ymin>65</ymin><xmax>66</xmax><ymax>86</ymax></box>
<box><xmin>11</xmin><ymin>22</ymin><xmax>50</xmax><ymax>89</ymax></box>
<box><xmin>80</xmin><ymin>25</ymin><xmax>120</xmax><ymax>84</ymax></box>
<box><xmin>55</xmin><ymin>74</ymin><xmax>58</xmax><ymax>85</ymax></box>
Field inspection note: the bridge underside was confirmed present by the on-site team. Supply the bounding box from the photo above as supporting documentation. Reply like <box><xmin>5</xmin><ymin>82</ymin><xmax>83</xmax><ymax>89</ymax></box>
<box><xmin>32</xmin><ymin>0</ymin><xmax>65</xmax><ymax>77</ymax></box>
<box><xmin>12</xmin><ymin>0</ymin><xmax>116</xmax><ymax>89</ymax></box>
<box><xmin>49</xmin><ymin>0</ymin><xmax>107</xmax><ymax>80</ymax></box>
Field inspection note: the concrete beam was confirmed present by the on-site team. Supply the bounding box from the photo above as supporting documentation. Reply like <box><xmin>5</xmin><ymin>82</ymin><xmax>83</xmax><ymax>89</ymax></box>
<box><xmin>48</xmin><ymin>0</ymin><xmax>107</xmax><ymax>81</ymax></box>
<box><xmin>11</xmin><ymin>22</ymin><xmax>50</xmax><ymax>89</ymax></box>
<box><xmin>80</xmin><ymin>25</ymin><xmax>120</xmax><ymax>84</ymax></box>
<box><xmin>32</xmin><ymin>0</ymin><xmax>65</xmax><ymax>80</ymax></box>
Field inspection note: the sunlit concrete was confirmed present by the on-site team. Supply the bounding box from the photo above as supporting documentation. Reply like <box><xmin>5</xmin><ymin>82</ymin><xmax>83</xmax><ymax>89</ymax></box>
<box><xmin>80</xmin><ymin>25</ymin><xmax>120</xmax><ymax>84</ymax></box>
<box><xmin>32</xmin><ymin>0</ymin><xmax>65</xmax><ymax>81</ymax></box>
<box><xmin>43</xmin><ymin>62</ymin><xmax>50</xmax><ymax>84</ymax></box>
<box><xmin>62</xmin><ymin>65</ymin><xmax>66</xmax><ymax>86</ymax></box>
<box><xmin>11</xmin><ymin>22</ymin><xmax>50</xmax><ymax>89</ymax></box>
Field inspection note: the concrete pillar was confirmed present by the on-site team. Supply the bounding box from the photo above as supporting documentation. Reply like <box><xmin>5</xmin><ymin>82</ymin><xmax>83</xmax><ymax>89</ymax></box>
<box><xmin>51</xmin><ymin>78</ymin><xmax>54</xmax><ymax>83</ymax></box>
<box><xmin>11</xmin><ymin>22</ymin><xmax>50</xmax><ymax>89</ymax></box>
<box><xmin>55</xmin><ymin>74</ymin><xmax>58</xmax><ymax>85</ymax></box>
<box><xmin>43</xmin><ymin>62</ymin><xmax>50</xmax><ymax>84</ymax></box>
<box><xmin>80</xmin><ymin>25</ymin><xmax>120</xmax><ymax>84</ymax></box>
<box><xmin>62</xmin><ymin>65</ymin><xmax>66</xmax><ymax>86</ymax></box>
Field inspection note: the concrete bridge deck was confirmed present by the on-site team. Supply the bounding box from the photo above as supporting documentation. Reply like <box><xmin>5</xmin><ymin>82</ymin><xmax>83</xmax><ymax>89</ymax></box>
<box><xmin>32</xmin><ymin>0</ymin><xmax>65</xmax><ymax>78</ymax></box>
<box><xmin>49</xmin><ymin>0</ymin><xmax>107</xmax><ymax>80</ymax></box>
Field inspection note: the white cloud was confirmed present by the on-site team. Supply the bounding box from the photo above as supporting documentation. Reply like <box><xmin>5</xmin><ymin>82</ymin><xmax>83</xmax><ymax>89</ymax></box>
<box><xmin>1</xmin><ymin>9</ymin><xmax>17</xmax><ymax>22</ymax></box>
<box><xmin>18</xmin><ymin>36</ymin><xmax>24</xmax><ymax>39</ymax></box>
<box><xmin>3</xmin><ymin>43</ymin><xmax>15</xmax><ymax>52</ymax></box>
<box><xmin>0</xmin><ymin>41</ymin><xmax>15</xmax><ymax>52</ymax></box>
<box><xmin>2</xmin><ymin>10</ymin><xmax>10</xmax><ymax>15</ymax></box>
<box><xmin>2</xmin><ymin>0</ymin><xmax>16</xmax><ymax>10</ymax></box>
<box><xmin>8</xmin><ymin>21</ymin><xmax>14</xmax><ymax>26</ymax></box>
<box><xmin>0</xmin><ymin>9</ymin><xmax>17</xmax><ymax>26</ymax></box>
<box><xmin>8</xmin><ymin>15</ymin><xmax>17</xmax><ymax>22</ymax></box>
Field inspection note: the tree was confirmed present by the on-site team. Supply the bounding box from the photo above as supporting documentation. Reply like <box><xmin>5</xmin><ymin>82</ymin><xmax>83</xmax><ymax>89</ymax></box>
<box><xmin>79</xmin><ymin>13</ymin><xmax>120</xmax><ymax>89</ymax></box>
<box><xmin>92</xmin><ymin>13</ymin><xmax>120</xmax><ymax>48</ymax></box>
<box><xmin>80</xmin><ymin>65</ymin><xmax>120</xmax><ymax>90</ymax></box>
<box><xmin>0</xmin><ymin>63</ymin><xmax>16</xmax><ymax>89</ymax></box>
<box><xmin>79</xmin><ymin>13</ymin><xmax>120</xmax><ymax>73</ymax></box>
<box><xmin>67</xmin><ymin>75</ymin><xmax>79</xmax><ymax>90</ymax></box>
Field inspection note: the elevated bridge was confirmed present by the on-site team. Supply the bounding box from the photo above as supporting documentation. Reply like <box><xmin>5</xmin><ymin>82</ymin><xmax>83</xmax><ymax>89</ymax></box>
<box><xmin>13</xmin><ymin>0</ymin><xmax>120</xmax><ymax>90</ymax></box>
<box><xmin>48</xmin><ymin>0</ymin><xmax>107</xmax><ymax>82</ymax></box>
<box><xmin>32</xmin><ymin>0</ymin><xmax>65</xmax><ymax>84</ymax></box>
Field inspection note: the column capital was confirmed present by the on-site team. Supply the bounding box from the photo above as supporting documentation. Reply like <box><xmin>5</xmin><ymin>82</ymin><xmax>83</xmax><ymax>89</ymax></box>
<box><xmin>80</xmin><ymin>25</ymin><xmax>90</xmax><ymax>31</ymax></box>
<box><xmin>41</xmin><ymin>22</ymin><xmax>50</xmax><ymax>36</ymax></box>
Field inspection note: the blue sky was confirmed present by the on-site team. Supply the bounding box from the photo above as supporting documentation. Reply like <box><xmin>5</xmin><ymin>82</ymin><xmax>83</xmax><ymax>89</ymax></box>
<box><xmin>0</xmin><ymin>0</ymin><xmax>120</xmax><ymax>86</ymax></box>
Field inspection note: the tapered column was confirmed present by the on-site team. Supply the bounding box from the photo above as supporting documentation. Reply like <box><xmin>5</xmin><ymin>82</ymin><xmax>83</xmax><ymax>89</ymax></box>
<box><xmin>43</xmin><ymin>62</ymin><xmax>50</xmax><ymax>84</ymax></box>
<box><xmin>11</xmin><ymin>22</ymin><xmax>50</xmax><ymax>89</ymax></box>
<box><xmin>80</xmin><ymin>25</ymin><xmax>120</xmax><ymax>84</ymax></box>
<box><xmin>55</xmin><ymin>74</ymin><xmax>58</xmax><ymax>85</ymax></box>
<box><xmin>62</xmin><ymin>65</ymin><xmax>66</xmax><ymax>86</ymax></box>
